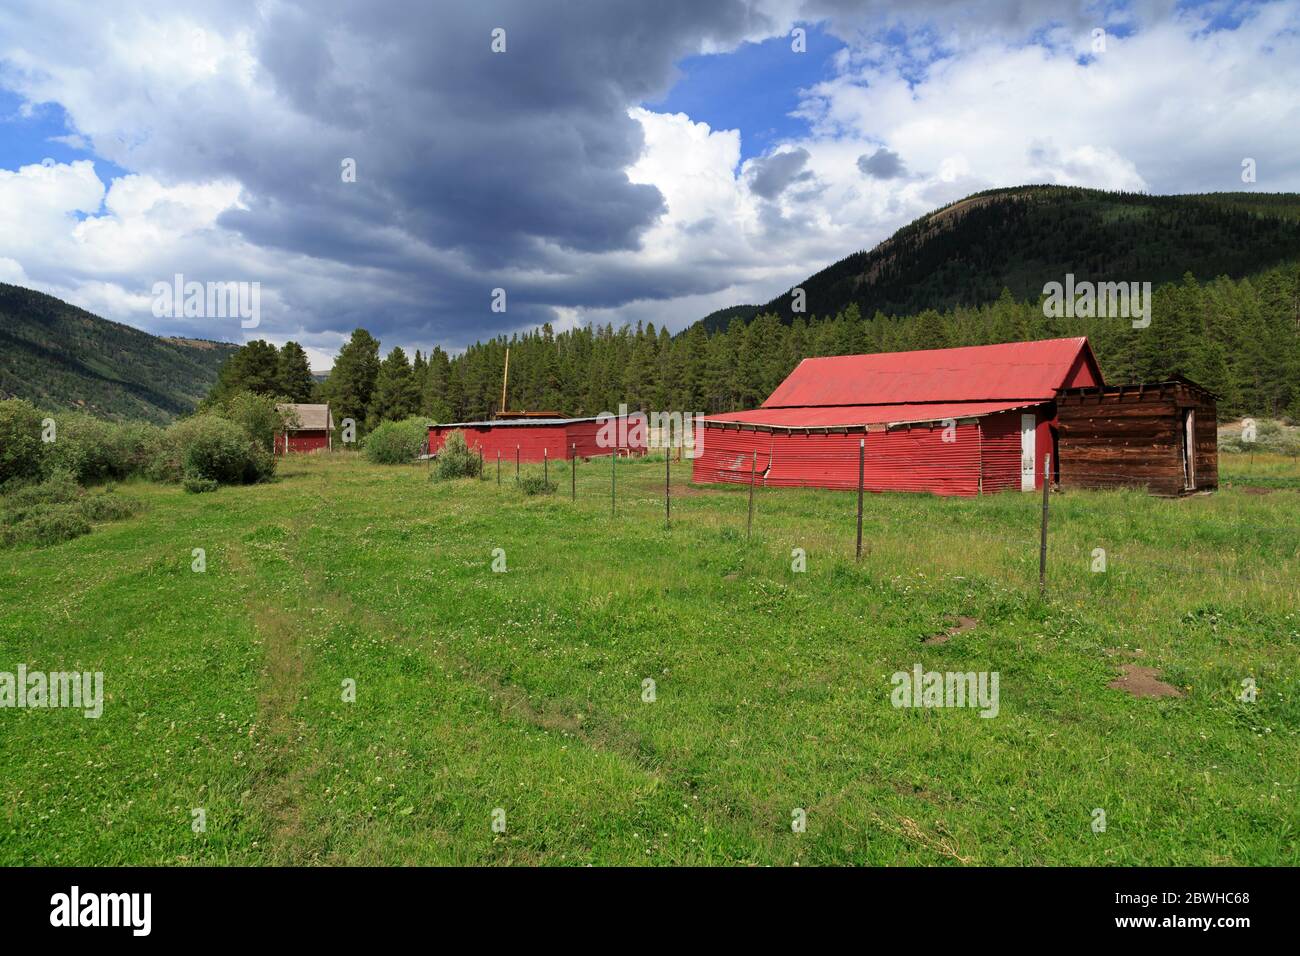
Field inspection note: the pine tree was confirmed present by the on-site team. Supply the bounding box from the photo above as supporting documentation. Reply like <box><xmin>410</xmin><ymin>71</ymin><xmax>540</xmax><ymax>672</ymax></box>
<box><xmin>277</xmin><ymin>341</ymin><xmax>315</xmax><ymax>402</ymax></box>
<box><xmin>322</xmin><ymin>329</ymin><xmax>381</xmax><ymax>435</ymax></box>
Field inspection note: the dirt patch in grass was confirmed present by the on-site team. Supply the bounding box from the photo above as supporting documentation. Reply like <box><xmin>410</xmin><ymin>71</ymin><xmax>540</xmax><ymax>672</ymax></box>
<box><xmin>924</xmin><ymin>616</ymin><xmax>978</xmax><ymax>645</ymax></box>
<box><xmin>1107</xmin><ymin>664</ymin><xmax>1183</xmax><ymax>699</ymax></box>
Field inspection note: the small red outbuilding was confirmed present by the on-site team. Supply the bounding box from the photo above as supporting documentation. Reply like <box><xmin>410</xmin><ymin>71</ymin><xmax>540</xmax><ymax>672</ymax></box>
<box><xmin>275</xmin><ymin>403</ymin><xmax>334</xmax><ymax>454</ymax></box>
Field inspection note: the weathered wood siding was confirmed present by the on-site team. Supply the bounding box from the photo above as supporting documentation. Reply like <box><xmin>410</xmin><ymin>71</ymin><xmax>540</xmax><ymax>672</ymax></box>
<box><xmin>1055</xmin><ymin>381</ymin><xmax>1217</xmax><ymax>495</ymax></box>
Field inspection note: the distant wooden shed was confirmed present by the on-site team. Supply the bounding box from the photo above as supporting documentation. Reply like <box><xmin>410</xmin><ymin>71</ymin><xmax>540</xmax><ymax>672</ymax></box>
<box><xmin>275</xmin><ymin>403</ymin><xmax>334</xmax><ymax>454</ymax></box>
<box><xmin>1054</xmin><ymin>378</ymin><xmax>1217</xmax><ymax>495</ymax></box>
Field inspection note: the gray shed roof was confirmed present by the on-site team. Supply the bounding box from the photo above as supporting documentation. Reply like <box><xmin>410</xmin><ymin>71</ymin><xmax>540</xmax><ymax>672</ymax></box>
<box><xmin>277</xmin><ymin>403</ymin><xmax>333</xmax><ymax>431</ymax></box>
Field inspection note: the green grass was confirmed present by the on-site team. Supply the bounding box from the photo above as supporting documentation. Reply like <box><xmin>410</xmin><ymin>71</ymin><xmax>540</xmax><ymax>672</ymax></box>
<box><xmin>1</xmin><ymin>452</ymin><xmax>1297</xmax><ymax>865</ymax></box>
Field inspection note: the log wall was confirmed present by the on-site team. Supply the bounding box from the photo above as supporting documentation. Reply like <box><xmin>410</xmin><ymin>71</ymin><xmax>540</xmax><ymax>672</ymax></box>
<box><xmin>1055</xmin><ymin>381</ymin><xmax>1217</xmax><ymax>495</ymax></box>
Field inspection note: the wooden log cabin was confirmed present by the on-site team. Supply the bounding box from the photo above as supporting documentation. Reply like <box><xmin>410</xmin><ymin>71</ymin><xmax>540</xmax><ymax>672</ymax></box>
<box><xmin>1054</xmin><ymin>377</ymin><xmax>1217</xmax><ymax>495</ymax></box>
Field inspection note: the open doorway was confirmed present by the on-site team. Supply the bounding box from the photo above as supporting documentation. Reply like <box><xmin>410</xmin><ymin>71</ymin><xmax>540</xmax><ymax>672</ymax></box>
<box><xmin>1181</xmin><ymin>408</ymin><xmax>1196</xmax><ymax>491</ymax></box>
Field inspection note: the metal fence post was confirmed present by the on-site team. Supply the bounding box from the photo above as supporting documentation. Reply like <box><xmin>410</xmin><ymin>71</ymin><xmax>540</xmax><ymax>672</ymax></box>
<box><xmin>544</xmin><ymin>448</ymin><xmax>548</xmax><ymax>485</ymax></box>
<box><xmin>611</xmin><ymin>450</ymin><xmax>616</xmax><ymax>517</ymax></box>
<box><xmin>516</xmin><ymin>445</ymin><xmax>520</xmax><ymax>478</ymax></box>
<box><xmin>665</xmin><ymin>450</ymin><xmax>671</xmax><ymax>529</ymax></box>
<box><xmin>856</xmin><ymin>437</ymin><xmax>865</xmax><ymax>561</ymax></box>
<box><xmin>746</xmin><ymin>451</ymin><xmax>757</xmax><ymax>541</ymax></box>
<box><xmin>496</xmin><ymin>450</ymin><xmax>500</xmax><ymax>485</ymax></box>
<box><xmin>1039</xmin><ymin>453</ymin><xmax>1052</xmax><ymax>599</ymax></box>
<box><xmin>571</xmin><ymin>443</ymin><xmax>576</xmax><ymax>501</ymax></box>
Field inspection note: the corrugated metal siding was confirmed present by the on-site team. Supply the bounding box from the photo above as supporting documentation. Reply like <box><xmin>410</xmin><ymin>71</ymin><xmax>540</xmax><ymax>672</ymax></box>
<box><xmin>565</xmin><ymin>418</ymin><xmax>648</xmax><ymax>457</ymax></box>
<box><xmin>429</xmin><ymin>424</ymin><xmax>567</xmax><ymax>463</ymax></box>
<box><xmin>979</xmin><ymin>410</ymin><xmax>1024</xmax><ymax>494</ymax></box>
<box><xmin>429</xmin><ymin>417</ymin><xmax>648</xmax><ymax>462</ymax></box>
<box><xmin>694</xmin><ymin>421</ymin><xmax>985</xmax><ymax>496</ymax></box>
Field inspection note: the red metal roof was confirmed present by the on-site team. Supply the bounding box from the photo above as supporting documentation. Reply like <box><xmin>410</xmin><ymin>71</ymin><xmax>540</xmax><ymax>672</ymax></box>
<box><xmin>706</xmin><ymin>400</ymin><xmax>1043</xmax><ymax>429</ymax></box>
<box><xmin>761</xmin><ymin>337</ymin><xmax>1102</xmax><ymax>408</ymax></box>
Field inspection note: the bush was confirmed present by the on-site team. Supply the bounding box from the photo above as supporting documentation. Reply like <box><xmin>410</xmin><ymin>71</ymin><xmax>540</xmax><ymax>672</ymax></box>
<box><xmin>78</xmin><ymin>491</ymin><xmax>141</xmax><ymax>520</ymax></box>
<box><xmin>0</xmin><ymin>505</ymin><xmax>91</xmax><ymax>548</ymax></box>
<box><xmin>43</xmin><ymin>413</ymin><xmax>165</xmax><ymax>484</ymax></box>
<box><xmin>215</xmin><ymin>391</ymin><xmax>295</xmax><ymax>454</ymax></box>
<box><xmin>364</xmin><ymin>417</ymin><xmax>429</xmax><ymax>464</ymax></box>
<box><xmin>515</xmin><ymin>474</ymin><xmax>556</xmax><ymax>496</ymax></box>
<box><xmin>1</xmin><ymin>471</ymin><xmax>82</xmax><ymax>521</ymax></box>
<box><xmin>431</xmin><ymin>430</ymin><xmax>482</xmax><ymax>480</ymax></box>
<box><xmin>182</xmin><ymin>476</ymin><xmax>219</xmax><ymax>494</ymax></box>
<box><xmin>0</xmin><ymin>398</ymin><xmax>48</xmax><ymax>486</ymax></box>
<box><xmin>159</xmin><ymin>415</ymin><xmax>276</xmax><ymax>485</ymax></box>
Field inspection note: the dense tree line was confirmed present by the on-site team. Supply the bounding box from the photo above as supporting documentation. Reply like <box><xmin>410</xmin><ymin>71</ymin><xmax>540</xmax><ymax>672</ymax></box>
<box><xmin>207</xmin><ymin>262</ymin><xmax>1300</xmax><ymax>431</ymax></box>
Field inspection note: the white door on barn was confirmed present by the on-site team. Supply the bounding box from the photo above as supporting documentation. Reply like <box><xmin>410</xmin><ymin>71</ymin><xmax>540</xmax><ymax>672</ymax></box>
<box><xmin>1020</xmin><ymin>413</ymin><xmax>1036</xmax><ymax>491</ymax></box>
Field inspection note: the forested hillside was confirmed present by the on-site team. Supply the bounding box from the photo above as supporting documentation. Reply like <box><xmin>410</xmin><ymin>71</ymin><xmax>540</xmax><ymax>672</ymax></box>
<box><xmin>420</xmin><ymin>264</ymin><xmax>1300</xmax><ymax>424</ymax></box>
<box><xmin>0</xmin><ymin>284</ymin><xmax>238</xmax><ymax>423</ymax></box>
<box><xmin>697</xmin><ymin>186</ymin><xmax>1300</xmax><ymax>333</ymax></box>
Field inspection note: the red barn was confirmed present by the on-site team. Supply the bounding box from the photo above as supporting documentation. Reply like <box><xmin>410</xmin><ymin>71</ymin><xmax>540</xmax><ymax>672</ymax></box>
<box><xmin>693</xmin><ymin>338</ymin><xmax>1104</xmax><ymax>496</ymax></box>
<box><xmin>275</xmin><ymin>403</ymin><xmax>334</xmax><ymax>454</ymax></box>
<box><xmin>428</xmin><ymin>415</ymin><xmax>648</xmax><ymax>463</ymax></box>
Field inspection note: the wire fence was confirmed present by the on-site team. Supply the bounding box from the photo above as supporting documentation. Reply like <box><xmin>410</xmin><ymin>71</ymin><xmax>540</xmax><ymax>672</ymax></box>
<box><xmin>453</xmin><ymin>443</ymin><xmax>1298</xmax><ymax>598</ymax></box>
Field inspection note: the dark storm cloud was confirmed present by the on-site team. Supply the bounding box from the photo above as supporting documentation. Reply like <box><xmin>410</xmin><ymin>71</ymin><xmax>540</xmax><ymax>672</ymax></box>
<box><xmin>857</xmin><ymin>147</ymin><xmax>906</xmax><ymax>179</ymax></box>
<box><xmin>124</xmin><ymin>0</ymin><xmax>793</xmax><ymax>348</ymax></box>
<box><xmin>747</xmin><ymin>148</ymin><xmax>814</xmax><ymax>199</ymax></box>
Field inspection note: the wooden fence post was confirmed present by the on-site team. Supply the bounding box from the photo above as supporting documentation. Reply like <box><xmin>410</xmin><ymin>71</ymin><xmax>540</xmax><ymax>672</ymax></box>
<box><xmin>856</xmin><ymin>437</ymin><xmax>865</xmax><ymax>561</ymax></box>
<box><xmin>1039</xmin><ymin>453</ymin><xmax>1052</xmax><ymax>599</ymax></box>
<box><xmin>479</xmin><ymin>446</ymin><xmax>484</xmax><ymax>480</ymax></box>
<box><xmin>544</xmin><ymin>448</ymin><xmax>548</xmax><ymax>485</ymax></box>
<box><xmin>496</xmin><ymin>450</ymin><xmax>500</xmax><ymax>485</ymax></box>
<box><xmin>746</xmin><ymin>450</ymin><xmax>757</xmax><ymax>541</ymax></box>
<box><xmin>515</xmin><ymin>445</ymin><xmax>520</xmax><ymax>478</ymax></box>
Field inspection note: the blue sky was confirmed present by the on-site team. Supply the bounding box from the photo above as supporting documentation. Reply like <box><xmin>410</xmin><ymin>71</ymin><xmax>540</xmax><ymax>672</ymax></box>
<box><xmin>648</xmin><ymin>23</ymin><xmax>844</xmax><ymax>163</ymax></box>
<box><xmin>0</xmin><ymin>90</ymin><xmax>125</xmax><ymax>182</ymax></box>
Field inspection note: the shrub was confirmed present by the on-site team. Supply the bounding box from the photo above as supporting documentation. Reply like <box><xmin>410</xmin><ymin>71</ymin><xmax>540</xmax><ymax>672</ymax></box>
<box><xmin>215</xmin><ymin>391</ymin><xmax>296</xmax><ymax>454</ymax></box>
<box><xmin>515</xmin><ymin>474</ymin><xmax>556</xmax><ymax>496</ymax></box>
<box><xmin>43</xmin><ymin>413</ymin><xmax>165</xmax><ymax>484</ymax></box>
<box><xmin>0</xmin><ymin>504</ymin><xmax>91</xmax><ymax>549</ymax></box>
<box><xmin>1</xmin><ymin>471</ymin><xmax>82</xmax><ymax>521</ymax></box>
<box><xmin>78</xmin><ymin>490</ymin><xmax>141</xmax><ymax>520</ymax></box>
<box><xmin>364</xmin><ymin>417</ymin><xmax>429</xmax><ymax>464</ymax></box>
<box><xmin>0</xmin><ymin>398</ymin><xmax>48</xmax><ymax>486</ymax></box>
<box><xmin>162</xmin><ymin>415</ymin><xmax>277</xmax><ymax>485</ymax></box>
<box><xmin>431</xmin><ymin>430</ymin><xmax>482</xmax><ymax>480</ymax></box>
<box><xmin>182</xmin><ymin>476</ymin><xmax>220</xmax><ymax>494</ymax></box>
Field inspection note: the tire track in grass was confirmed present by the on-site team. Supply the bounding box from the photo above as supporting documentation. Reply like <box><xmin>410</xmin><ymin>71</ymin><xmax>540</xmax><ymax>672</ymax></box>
<box><xmin>227</xmin><ymin>538</ymin><xmax>324</xmax><ymax>864</ymax></box>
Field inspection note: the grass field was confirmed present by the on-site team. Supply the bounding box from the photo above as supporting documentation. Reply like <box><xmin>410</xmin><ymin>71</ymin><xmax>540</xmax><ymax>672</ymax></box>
<box><xmin>1</xmin><ymin>451</ymin><xmax>1297</xmax><ymax>865</ymax></box>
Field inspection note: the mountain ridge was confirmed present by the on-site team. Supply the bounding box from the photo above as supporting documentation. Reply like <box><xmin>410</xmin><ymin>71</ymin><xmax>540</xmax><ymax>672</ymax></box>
<box><xmin>692</xmin><ymin>186</ymin><xmax>1300</xmax><ymax>334</ymax></box>
<box><xmin>0</xmin><ymin>283</ymin><xmax>239</xmax><ymax>423</ymax></box>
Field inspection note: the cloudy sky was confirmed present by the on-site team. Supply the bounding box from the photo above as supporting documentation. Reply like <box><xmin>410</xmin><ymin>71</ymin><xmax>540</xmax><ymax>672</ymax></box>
<box><xmin>1</xmin><ymin>0</ymin><xmax>1297</xmax><ymax>368</ymax></box>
